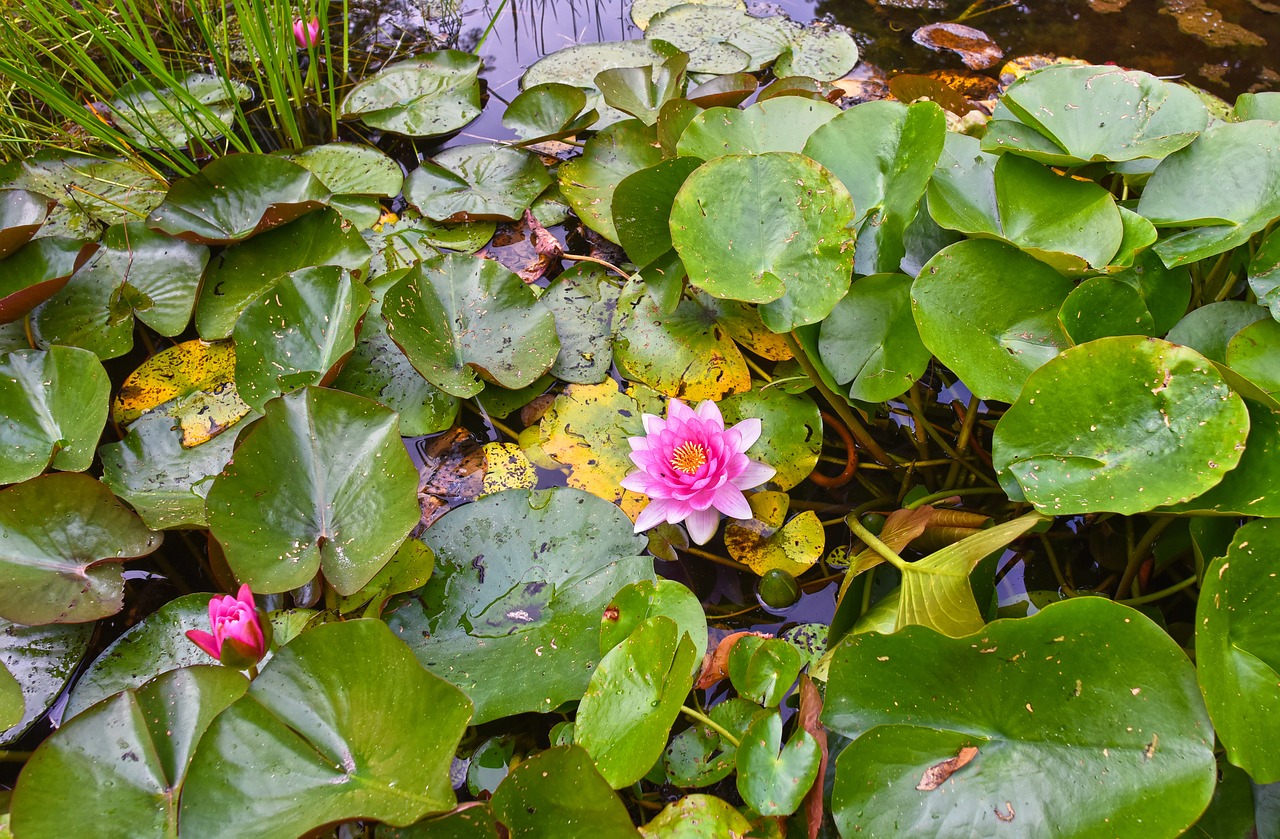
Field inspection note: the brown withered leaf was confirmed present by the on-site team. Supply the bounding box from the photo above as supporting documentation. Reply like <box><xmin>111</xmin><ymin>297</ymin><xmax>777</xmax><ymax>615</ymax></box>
<box><xmin>695</xmin><ymin>630</ymin><xmax>771</xmax><ymax>690</ymax></box>
<box><xmin>483</xmin><ymin>211</ymin><xmax>562</xmax><ymax>283</ymax></box>
<box><xmin>413</xmin><ymin>426</ymin><xmax>485</xmax><ymax>533</ymax></box>
<box><xmin>831</xmin><ymin>61</ymin><xmax>891</xmax><ymax>104</ymax></box>
<box><xmin>847</xmin><ymin>505</ymin><xmax>936</xmax><ymax>576</ymax></box>
<box><xmin>887</xmin><ymin>74</ymin><xmax>976</xmax><ymax>116</ymax></box>
<box><xmin>916</xmin><ymin>745</ymin><xmax>979</xmax><ymax>791</ymax></box>
<box><xmin>912</xmin><ymin>23</ymin><xmax>1004</xmax><ymax>70</ymax></box>
<box><xmin>798</xmin><ymin>675</ymin><xmax>829</xmax><ymax>839</ymax></box>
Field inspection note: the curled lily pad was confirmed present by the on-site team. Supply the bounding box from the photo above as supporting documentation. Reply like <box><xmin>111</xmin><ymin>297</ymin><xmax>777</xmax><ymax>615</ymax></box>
<box><xmin>0</xmin><ymin>346</ymin><xmax>109</xmax><ymax>485</ymax></box>
<box><xmin>0</xmin><ymin>473</ymin><xmax>161</xmax><ymax>625</ymax></box>
<box><xmin>108</xmin><ymin>73</ymin><xmax>250</xmax><ymax>148</ymax></box>
<box><xmin>819</xmin><ymin>273</ymin><xmax>931</xmax><ymax>403</ymax></box>
<box><xmin>196</xmin><ymin>206</ymin><xmax>372</xmax><ymax>339</ymax></box>
<box><xmin>823</xmin><ymin>597</ymin><xmax>1216</xmax><ymax>838</ymax></box>
<box><xmin>671</xmin><ymin>151</ymin><xmax>856</xmax><ymax>333</ymax></box>
<box><xmin>677</xmin><ymin>97</ymin><xmax>841</xmax><ymax>159</ymax></box>
<box><xmin>522</xmin><ymin>40</ymin><xmax>678</xmax><ymax>127</ymax></box>
<box><xmin>204</xmin><ymin>386</ymin><xmax>421</xmax><ymax>595</ymax></box>
<box><xmin>180</xmin><ymin>620</ymin><xmax>472</xmax><ymax>838</ymax></box>
<box><xmin>982</xmin><ymin>65</ymin><xmax>1208</xmax><ymax>165</ymax></box>
<box><xmin>0</xmin><ymin>620</ymin><xmax>91</xmax><ymax>744</ymax></box>
<box><xmin>384</xmin><ymin>488</ymin><xmax>652</xmax><ymax>724</ymax></box>
<box><xmin>0</xmin><ymin>237</ymin><xmax>95</xmax><ymax>324</ymax></box>
<box><xmin>382</xmin><ymin>254</ymin><xmax>559</xmax><ymax>398</ymax></box>
<box><xmin>339</xmin><ymin>50</ymin><xmax>481</xmax><ymax>137</ymax></box>
<box><xmin>646</xmin><ymin>6</ymin><xmax>792</xmax><ymax>74</ymax></box>
<box><xmin>597</xmin><ymin>52</ymin><xmax>689</xmax><ymax>127</ymax></box>
<box><xmin>146</xmin><ymin>154</ymin><xmax>330</xmax><ymax>245</ymax></box>
<box><xmin>405</xmin><ymin>144</ymin><xmax>551</xmax><ymax>223</ymax></box>
<box><xmin>992</xmin><ymin>336</ymin><xmax>1249</xmax><ymax>515</ymax></box>
<box><xmin>232</xmin><ymin>265</ymin><xmax>373</xmax><ymax>411</ymax></box>
<box><xmin>0</xmin><ymin>188</ymin><xmax>54</xmax><ymax>258</ymax></box>
<box><xmin>112</xmin><ymin>339</ymin><xmax>250</xmax><ymax>447</ymax></box>
<box><xmin>502</xmin><ymin>83</ymin><xmax>597</xmax><ymax>143</ymax></box>
<box><xmin>559</xmin><ymin>120</ymin><xmax>664</xmax><ymax>244</ymax></box>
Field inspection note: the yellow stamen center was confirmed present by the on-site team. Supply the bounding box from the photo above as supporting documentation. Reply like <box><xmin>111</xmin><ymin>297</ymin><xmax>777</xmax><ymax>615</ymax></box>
<box><xmin>670</xmin><ymin>442</ymin><xmax>708</xmax><ymax>475</ymax></box>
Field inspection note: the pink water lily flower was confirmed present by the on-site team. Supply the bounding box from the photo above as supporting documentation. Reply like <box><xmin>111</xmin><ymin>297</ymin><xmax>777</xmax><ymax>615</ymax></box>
<box><xmin>186</xmin><ymin>584</ymin><xmax>270</xmax><ymax>669</ymax></box>
<box><xmin>622</xmin><ymin>399</ymin><xmax>776</xmax><ymax>545</ymax></box>
<box><xmin>293</xmin><ymin>16</ymin><xmax>321</xmax><ymax>48</ymax></box>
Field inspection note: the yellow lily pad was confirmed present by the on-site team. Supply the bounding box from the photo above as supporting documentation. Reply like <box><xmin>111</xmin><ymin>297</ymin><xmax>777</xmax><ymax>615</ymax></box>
<box><xmin>724</xmin><ymin>491</ymin><xmax>824</xmax><ymax>576</ymax></box>
<box><xmin>538</xmin><ymin>379</ymin><xmax>665</xmax><ymax>520</ymax></box>
<box><xmin>481</xmin><ymin>442</ymin><xmax>539</xmax><ymax>495</ymax></box>
<box><xmin>112</xmin><ymin>340</ymin><xmax>250</xmax><ymax>447</ymax></box>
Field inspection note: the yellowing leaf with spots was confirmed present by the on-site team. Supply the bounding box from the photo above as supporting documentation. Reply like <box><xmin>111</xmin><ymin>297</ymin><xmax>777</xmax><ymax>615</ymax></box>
<box><xmin>112</xmin><ymin>340</ymin><xmax>250</xmax><ymax>447</ymax></box>
<box><xmin>481</xmin><ymin>442</ymin><xmax>539</xmax><ymax>495</ymax></box>
<box><xmin>724</xmin><ymin>490</ymin><xmax>824</xmax><ymax>576</ymax></box>
<box><xmin>538</xmin><ymin>379</ymin><xmax>665</xmax><ymax>520</ymax></box>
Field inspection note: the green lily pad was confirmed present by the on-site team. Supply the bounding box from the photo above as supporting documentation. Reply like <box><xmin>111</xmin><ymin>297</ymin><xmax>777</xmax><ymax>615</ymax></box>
<box><xmin>0</xmin><ymin>346</ymin><xmax>109</xmax><ymax>485</ymax></box>
<box><xmin>1197</xmin><ymin>520</ymin><xmax>1280</xmax><ymax>783</ymax></box>
<box><xmin>1235</xmin><ymin>91</ymin><xmax>1280</xmax><ymax>121</ymax></box>
<box><xmin>522</xmin><ymin>40</ymin><xmax>678</xmax><ymax>128</ymax></box>
<box><xmin>664</xmin><ymin>698</ymin><xmax>762</xmax><ymax>789</ymax></box>
<box><xmin>146</xmin><ymin>154</ymin><xmax>330</xmax><ymax>245</ymax></box>
<box><xmin>773</xmin><ymin>23</ymin><xmax>860</xmax><ymax>81</ymax></box>
<box><xmin>671</xmin><ymin>151</ymin><xmax>856</xmax><ymax>333</ymax></box>
<box><xmin>631</xmin><ymin>0</ymin><xmax>744</xmax><ymax>29</ymax></box>
<box><xmin>275</xmin><ymin>143</ymin><xmax>404</xmax><ymax>196</ymax></box>
<box><xmin>612</xmin><ymin>158</ymin><xmax>703</xmax><ymax>268</ymax></box>
<box><xmin>1060</xmin><ymin>276</ymin><xmax>1158</xmax><ymax>343</ymax></box>
<box><xmin>597</xmin><ymin>52</ymin><xmax>689</xmax><ymax>127</ymax></box>
<box><xmin>560</xmin><ymin>119</ymin><xmax>664</xmax><ymax>244</ymax></box>
<box><xmin>0</xmin><ymin>152</ymin><xmax>167</xmax><ymax>229</ymax></box>
<box><xmin>646</xmin><ymin>6</ymin><xmax>792</xmax><ymax>74</ymax></box>
<box><xmin>99</xmin><ymin>411</ymin><xmax>241</xmax><ymax>530</ymax></box>
<box><xmin>1248</xmin><ymin>229</ymin><xmax>1280</xmax><ymax>320</ymax></box>
<box><xmin>11</xmin><ymin>665</ymin><xmax>248</xmax><ymax>839</ymax></box>
<box><xmin>64</xmin><ymin>592</ymin><xmax>214</xmax><ymax>719</ymax></box>
<box><xmin>600</xmin><ymin>579</ymin><xmax>709</xmax><ymax>664</ymax></box>
<box><xmin>1226</xmin><ymin>318</ymin><xmax>1280</xmax><ymax>397</ymax></box>
<box><xmin>720</xmin><ymin>388</ymin><xmax>821</xmax><ymax>491</ymax></box>
<box><xmin>364</xmin><ymin>209</ymin><xmax>495</xmax><ymax>276</ymax></box>
<box><xmin>929</xmin><ymin>135</ymin><xmax>1123</xmax><ymax>273</ymax></box>
<box><xmin>406</xmin><ymin>144</ymin><xmax>551</xmax><ymax>223</ymax></box>
<box><xmin>677</xmin><ymin>97</ymin><xmax>841</xmax><ymax>159</ymax></box>
<box><xmin>981</xmin><ymin>65</ymin><xmax>1207</xmax><ymax>165</ymax></box>
<box><xmin>33</xmin><ymin>222</ymin><xmax>208</xmax><ymax>358</ymax></box>
<box><xmin>204</xmin><ymin>386</ymin><xmax>421</xmax><ymax>595</ymax></box>
<box><xmin>992</xmin><ymin>336</ymin><xmax>1249</xmax><ymax>514</ymax></box>
<box><xmin>180</xmin><ymin>620</ymin><xmax>472</xmax><ymax>838</ymax></box>
<box><xmin>336</xmin><ymin>538</ymin><xmax>435</xmax><ymax>617</ymax></box>
<box><xmin>330</xmin><ymin>269</ymin><xmax>459</xmax><ymax>436</ymax></box>
<box><xmin>805</xmin><ymin>100</ymin><xmax>947</xmax><ymax>275</ymax></box>
<box><xmin>0</xmin><ymin>237</ymin><xmax>94</xmax><ymax>323</ymax></box>
<box><xmin>735</xmin><ymin>711</ymin><xmax>821</xmax><ymax>817</ymax></box>
<box><xmin>1137</xmin><ymin>120</ymin><xmax>1280</xmax><ymax>266</ymax></box>
<box><xmin>912</xmin><ymin>238</ymin><xmax>1072</xmax><ymax>403</ymax></box>
<box><xmin>0</xmin><ymin>189</ymin><xmax>54</xmax><ymax>258</ymax></box>
<box><xmin>382</xmin><ymin>254</ymin><xmax>559</xmax><ymax>398</ymax></box>
<box><xmin>196</xmin><ymin>206</ymin><xmax>372</xmax><ymax>339</ymax></box>
<box><xmin>819</xmin><ymin>273</ymin><xmax>931</xmax><ymax>402</ymax></box>
<box><xmin>641</xmin><ymin>795</ymin><xmax>752</xmax><ymax>838</ymax></box>
<box><xmin>109</xmin><ymin>73</ymin><xmax>251</xmax><ymax>148</ymax></box>
<box><xmin>339</xmin><ymin>50</ymin><xmax>481</xmax><ymax>137</ymax></box>
<box><xmin>541</xmin><ymin>263</ymin><xmax>622</xmax><ymax>386</ymax></box>
<box><xmin>576</xmin><ymin>616</ymin><xmax>697</xmax><ymax>788</ymax></box>
<box><xmin>385</xmin><ymin>488</ymin><xmax>652</xmax><ymax>724</ymax></box>
<box><xmin>824</xmin><ymin>597</ymin><xmax>1216</xmax><ymax>839</ymax></box>
<box><xmin>490</xmin><ymin>746</ymin><xmax>642</xmax><ymax>838</ymax></box>
<box><xmin>502</xmin><ymin>83</ymin><xmax>597</xmax><ymax>143</ymax></box>
<box><xmin>1165</xmin><ymin>300</ymin><xmax>1270</xmax><ymax>364</ymax></box>
<box><xmin>0</xmin><ymin>620</ymin><xmax>91</xmax><ymax>744</ymax></box>
<box><xmin>1106</xmin><ymin>249</ymin><xmax>1192</xmax><ymax>335</ymax></box>
<box><xmin>728</xmin><ymin>634</ymin><xmax>803</xmax><ymax>707</ymax></box>
<box><xmin>615</xmin><ymin>292</ymin><xmax>752</xmax><ymax>401</ymax></box>
<box><xmin>0</xmin><ymin>474</ymin><xmax>160</xmax><ymax>624</ymax></box>
<box><xmin>1160</xmin><ymin>400</ymin><xmax>1280</xmax><ymax>517</ymax></box>
<box><xmin>232</xmin><ymin>265</ymin><xmax>372</xmax><ymax>411</ymax></box>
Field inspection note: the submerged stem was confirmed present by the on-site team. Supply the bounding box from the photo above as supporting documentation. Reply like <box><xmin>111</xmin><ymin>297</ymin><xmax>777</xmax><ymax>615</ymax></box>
<box><xmin>782</xmin><ymin>332</ymin><xmax>892</xmax><ymax>466</ymax></box>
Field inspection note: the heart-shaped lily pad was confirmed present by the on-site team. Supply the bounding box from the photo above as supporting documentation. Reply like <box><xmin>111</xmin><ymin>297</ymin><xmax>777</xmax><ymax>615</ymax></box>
<box><xmin>232</xmin><ymin>265</ymin><xmax>372</xmax><ymax>411</ymax></box>
<box><xmin>204</xmin><ymin>386</ymin><xmax>421</xmax><ymax>595</ymax></box>
<box><xmin>0</xmin><ymin>188</ymin><xmax>54</xmax><ymax>258</ymax></box>
<box><xmin>0</xmin><ymin>237</ymin><xmax>95</xmax><ymax>323</ymax></box>
<box><xmin>405</xmin><ymin>144</ymin><xmax>551</xmax><ymax>222</ymax></box>
<box><xmin>382</xmin><ymin>253</ymin><xmax>559</xmax><ymax>398</ymax></box>
<box><xmin>559</xmin><ymin>119</ymin><xmax>664</xmax><ymax>244</ymax></box>
<box><xmin>0</xmin><ymin>619</ymin><xmax>91</xmax><ymax>744</ymax></box>
<box><xmin>824</xmin><ymin>597</ymin><xmax>1216</xmax><ymax>839</ymax></box>
<box><xmin>0</xmin><ymin>345</ymin><xmax>109</xmax><ymax>485</ymax></box>
<box><xmin>180</xmin><ymin>620</ymin><xmax>472</xmax><ymax>838</ymax></box>
<box><xmin>736</xmin><ymin>710</ymin><xmax>821</xmax><ymax>817</ymax></box>
<box><xmin>819</xmin><ymin>273</ymin><xmax>931</xmax><ymax>402</ymax></box>
<box><xmin>147</xmin><ymin>153</ymin><xmax>330</xmax><ymax>245</ymax></box>
<box><xmin>0</xmin><ymin>473</ymin><xmax>161</xmax><ymax>625</ymax></box>
<box><xmin>339</xmin><ymin>50</ymin><xmax>481</xmax><ymax>137</ymax></box>
<box><xmin>992</xmin><ymin>336</ymin><xmax>1249</xmax><ymax>514</ymax></box>
<box><xmin>112</xmin><ymin>339</ymin><xmax>250</xmax><ymax>446</ymax></box>
<box><xmin>384</xmin><ymin>488</ymin><xmax>652</xmax><ymax>724</ymax></box>
<box><xmin>108</xmin><ymin>73</ymin><xmax>251</xmax><ymax>148</ymax></box>
<box><xmin>502</xmin><ymin>83</ymin><xmax>597</xmax><ymax>143</ymax></box>
<box><xmin>12</xmin><ymin>665</ymin><xmax>248</xmax><ymax>839</ymax></box>
<box><xmin>724</xmin><ymin>491</ymin><xmax>824</xmax><ymax>576</ymax></box>
<box><xmin>671</xmin><ymin>151</ymin><xmax>856</xmax><ymax>333</ymax></box>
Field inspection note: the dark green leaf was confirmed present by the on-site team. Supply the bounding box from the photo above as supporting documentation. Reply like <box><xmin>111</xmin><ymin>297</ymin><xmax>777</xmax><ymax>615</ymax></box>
<box><xmin>490</xmin><ymin>746</ymin><xmax>641</xmax><ymax>838</ymax></box>
<box><xmin>339</xmin><ymin>51</ymin><xmax>482</xmax><ymax>137</ymax></box>
<box><xmin>405</xmin><ymin>144</ymin><xmax>551</xmax><ymax>222</ymax></box>
<box><xmin>819</xmin><ymin>273</ymin><xmax>931</xmax><ymax>402</ymax></box>
<box><xmin>559</xmin><ymin>120</ymin><xmax>663</xmax><ymax>244</ymax></box>
<box><xmin>735</xmin><ymin>711</ymin><xmax>820</xmax><ymax>816</ymax></box>
<box><xmin>0</xmin><ymin>346</ymin><xmax>108</xmax><ymax>484</ymax></box>
<box><xmin>0</xmin><ymin>620</ymin><xmax>90</xmax><ymax>744</ymax></box>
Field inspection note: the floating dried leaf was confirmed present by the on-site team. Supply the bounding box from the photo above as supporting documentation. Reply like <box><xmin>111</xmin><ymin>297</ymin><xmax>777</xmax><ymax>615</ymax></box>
<box><xmin>916</xmin><ymin>745</ymin><xmax>979</xmax><ymax>790</ymax></box>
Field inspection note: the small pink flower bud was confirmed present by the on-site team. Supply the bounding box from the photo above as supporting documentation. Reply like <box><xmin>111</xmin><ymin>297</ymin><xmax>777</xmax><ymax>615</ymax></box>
<box><xmin>186</xmin><ymin>584</ymin><xmax>271</xmax><ymax>669</ymax></box>
<box><xmin>293</xmin><ymin>16</ymin><xmax>321</xmax><ymax>48</ymax></box>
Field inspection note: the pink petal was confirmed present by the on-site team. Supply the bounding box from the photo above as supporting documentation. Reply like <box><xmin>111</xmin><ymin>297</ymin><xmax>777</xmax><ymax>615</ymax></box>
<box><xmin>642</xmin><ymin>413</ymin><xmax>666</xmax><ymax>435</ymax></box>
<box><xmin>635</xmin><ymin>498</ymin><xmax>678</xmax><ymax>532</ymax></box>
<box><xmin>694</xmin><ymin>400</ymin><xmax>724</xmax><ymax>428</ymax></box>
<box><xmin>667</xmin><ymin>399</ymin><xmax>695</xmax><ymax>422</ymax></box>
<box><xmin>627</xmin><ymin>435</ymin><xmax>652</xmax><ymax>452</ymax></box>
<box><xmin>620</xmin><ymin>471</ymin><xmax>658</xmax><ymax>494</ymax></box>
<box><xmin>186</xmin><ymin>629</ymin><xmax>221</xmax><ymax>660</ymax></box>
<box><xmin>235</xmin><ymin>584</ymin><xmax>255</xmax><ymax>610</ymax></box>
<box><xmin>685</xmin><ymin>507</ymin><xmax>721</xmax><ymax>545</ymax></box>
<box><xmin>711</xmin><ymin>484</ymin><xmax>752</xmax><ymax>520</ymax></box>
<box><xmin>729</xmin><ymin>417</ymin><xmax>762</xmax><ymax>452</ymax></box>
<box><xmin>731</xmin><ymin>460</ymin><xmax>776</xmax><ymax>490</ymax></box>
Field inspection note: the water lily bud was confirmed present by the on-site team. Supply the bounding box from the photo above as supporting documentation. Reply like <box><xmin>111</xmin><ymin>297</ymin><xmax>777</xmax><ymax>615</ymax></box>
<box><xmin>293</xmin><ymin>16</ymin><xmax>321</xmax><ymax>48</ymax></box>
<box><xmin>185</xmin><ymin>584</ymin><xmax>271</xmax><ymax>670</ymax></box>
